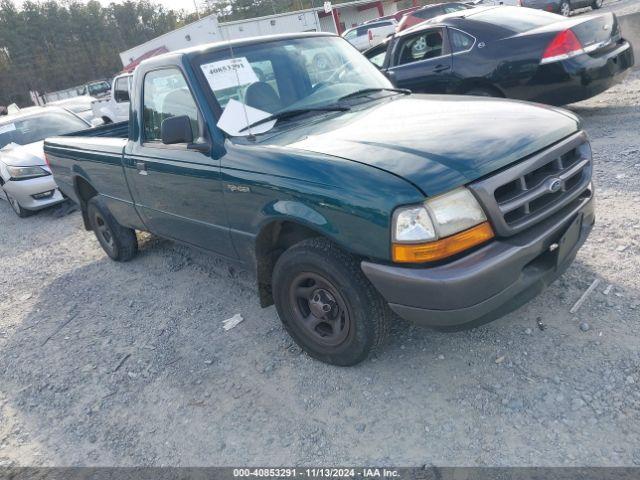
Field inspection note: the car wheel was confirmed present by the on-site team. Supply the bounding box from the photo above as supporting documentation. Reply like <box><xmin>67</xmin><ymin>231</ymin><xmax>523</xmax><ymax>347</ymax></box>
<box><xmin>559</xmin><ymin>0</ymin><xmax>571</xmax><ymax>16</ymax></box>
<box><xmin>464</xmin><ymin>86</ymin><xmax>501</xmax><ymax>98</ymax></box>
<box><xmin>3</xmin><ymin>188</ymin><xmax>32</xmax><ymax>218</ymax></box>
<box><xmin>592</xmin><ymin>0</ymin><xmax>603</xmax><ymax>8</ymax></box>
<box><xmin>272</xmin><ymin>237</ymin><xmax>389</xmax><ymax>366</ymax></box>
<box><xmin>87</xmin><ymin>196</ymin><xmax>138</xmax><ymax>261</ymax></box>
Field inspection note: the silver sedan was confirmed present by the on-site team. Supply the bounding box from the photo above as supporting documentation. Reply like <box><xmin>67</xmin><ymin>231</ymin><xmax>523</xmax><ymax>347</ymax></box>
<box><xmin>0</xmin><ymin>107</ymin><xmax>90</xmax><ymax>217</ymax></box>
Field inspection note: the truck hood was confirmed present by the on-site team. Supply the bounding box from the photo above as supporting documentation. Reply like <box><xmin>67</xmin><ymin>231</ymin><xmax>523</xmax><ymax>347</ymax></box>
<box><xmin>0</xmin><ymin>141</ymin><xmax>46</xmax><ymax>167</ymax></box>
<box><xmin>279</xmin><ymin>95</ymin><xmax>579</xmax><ymax>196</ymax></box>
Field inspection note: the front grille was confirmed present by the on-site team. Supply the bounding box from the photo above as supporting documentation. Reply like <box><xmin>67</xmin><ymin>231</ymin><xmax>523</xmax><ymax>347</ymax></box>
<box><xmin>469</xmin><ymin>131</ymin><xmax>592</xmax><ymax>237</ymax></box>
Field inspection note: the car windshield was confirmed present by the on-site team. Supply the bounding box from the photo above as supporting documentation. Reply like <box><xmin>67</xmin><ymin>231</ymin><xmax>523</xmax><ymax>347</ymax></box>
<box><xmin>88</xmin><ymin>82</ymin><xmax>110</xmax><ymax>96</ymax></box>
<box><xmin>195</xmin><ymin>36</ymin><xmax>394</xmax><ymax>135</ymax></box>
<box><xmin>0</xmin><ymin>111</ymin><xmax>88</xmax><ymax>149</ymax></box>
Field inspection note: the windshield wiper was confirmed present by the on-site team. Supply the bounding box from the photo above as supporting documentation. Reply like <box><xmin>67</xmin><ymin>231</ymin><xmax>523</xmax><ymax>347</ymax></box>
<box><xmin>337</xmin><ymin>87</ymin><xmax>411</xmax><ymax>102</ymax></box>
<box><xmin>239</xmin><ymin>106</ymin><xmax>350</xmax><ymax>133</ymax></box>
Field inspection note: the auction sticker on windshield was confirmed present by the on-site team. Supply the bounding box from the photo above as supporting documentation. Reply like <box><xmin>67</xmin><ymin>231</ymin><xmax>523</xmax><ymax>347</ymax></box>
<box><xmin>0</xmin><ymin>123</ymin><xmax>16</xmax><ymax>135</ymax></box>
<box><xmin>200</xmin><ymin>57</ymin><xmax>259</xmax><ymax>91</ymax></box>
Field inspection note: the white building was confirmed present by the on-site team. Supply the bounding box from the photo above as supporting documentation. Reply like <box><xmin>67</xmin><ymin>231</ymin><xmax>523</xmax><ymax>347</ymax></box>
<box><xmin>119</xmin><ymin>0</ymin><xmax>418</xmax><ymax>70</ymax></box>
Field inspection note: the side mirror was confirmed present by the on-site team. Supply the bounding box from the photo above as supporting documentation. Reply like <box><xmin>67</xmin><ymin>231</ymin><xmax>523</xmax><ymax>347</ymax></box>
<box><xmin>90</xmin><ymin>117</ymin><xmax>105</xmax><ymax>127</ymax></box>
<box><xmin>161</xmin><ymin>115</ymin><xmax>193</xmax><ymax>145</ymax></box>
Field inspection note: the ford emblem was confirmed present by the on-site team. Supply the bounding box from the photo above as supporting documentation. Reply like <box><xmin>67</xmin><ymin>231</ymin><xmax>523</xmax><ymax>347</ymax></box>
<box><xmin>548</xmin><ymin>178</ymin><xmax>563</xmax><ymax>193</ymax></box>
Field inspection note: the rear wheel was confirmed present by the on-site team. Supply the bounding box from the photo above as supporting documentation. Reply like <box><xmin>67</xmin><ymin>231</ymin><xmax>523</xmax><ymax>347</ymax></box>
<box><xmin>592</xmin><ymin>0</ymin><xmax>603</xmax><ymax>9</ymax></box>
<box><xmin>272</xmin><ymin>238</ymin><xmax>389</xmax><ymax>366</ymax></box>
<box><xmin>559</xmin><ymin>0</ymin><xmax>571</xmax><ymax>16</ymax></box>
<box><xmin>3</xmin><ymin>188</ymin><xmax>32</xmax><ymax>218</ymax></box>
<box><xmin>87</xmin><ymin>197</ymin><xmax>138</xmax><ymax>261</ymax></box>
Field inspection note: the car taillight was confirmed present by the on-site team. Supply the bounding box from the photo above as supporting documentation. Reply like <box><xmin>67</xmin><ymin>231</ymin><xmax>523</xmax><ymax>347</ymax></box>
<box><xmin>368</xmin><ymin>29</ymin><xmax>373</xmax><ymax>41</ymax></box>
<box><xmin>540</xmin><ymin>29</ymin><xmax>584</xmax><ymax>64</ymax></box>
<box><xmin>44</xmin><ymin>153</ymin><xmax>51</xmax><ymax>168</ymax></box>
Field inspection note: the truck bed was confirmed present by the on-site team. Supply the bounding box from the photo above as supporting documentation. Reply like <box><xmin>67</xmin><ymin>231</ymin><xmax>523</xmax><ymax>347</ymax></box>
<box><xmin>67</xmin><ymin>121</ymin><xmax>129</xmax><ymax>138</ymax></box>
<box><xmin>44</xmin><ymin>121</ymin><xmax>133</xmax><ymax>218</ymax></box>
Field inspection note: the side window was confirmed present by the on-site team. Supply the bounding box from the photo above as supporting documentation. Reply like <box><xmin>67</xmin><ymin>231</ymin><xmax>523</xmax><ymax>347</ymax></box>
<box><xmin>414</xmin><ymin>7</ymin><xmax>440</xmax><ymax>19</ymax></box>
<box><xmin>366</xmin><ymin>44</ymin><xmax>388</xmax><ymax>68</ymax></box>
<box><xmin>114</xmin><ymin>77</ymin><xmax>129</xmax><ymax>103</ymax></box>
<box><xmin>443</xmin><ymin>4</ymin><xmax>466</xmax><ymax>13</ymax></box>
<box><xmin>396</xmin><ymin>29</ymin><xmax>444</xmax><ymax>66</ymax></box>
<box><xmin>449</xmin><ymin>29</ymin><xmax>475</xmax><ymax>53</ymax></box>
<box><xmin>356</xmin><ymin>26</ymin><xmax>369</xmax><ymax>37</ymax></box>
<box><xmin>344</xmin><ymin>29</ymin><xmax>357</xmax><ymax>41</ymax></box>
<box><xmin>143</xmin><ymin>69</ymin><xmax>201</xmax><ymax>143</ymax></box>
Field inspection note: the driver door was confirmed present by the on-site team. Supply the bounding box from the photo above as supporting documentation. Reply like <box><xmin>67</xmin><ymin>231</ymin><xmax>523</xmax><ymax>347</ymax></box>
<box><xmin>386</xmin><ymin>27</ymin><xmax>453</xmax><ymax>94</ymax></box>
<box><xmin>124</xmin><ymin>67</ymin><xmax>235</xmax><ymax>258</ymax></box>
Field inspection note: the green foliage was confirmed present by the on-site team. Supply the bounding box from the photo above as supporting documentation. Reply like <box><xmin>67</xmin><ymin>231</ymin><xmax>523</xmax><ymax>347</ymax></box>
<box><xmin>0</xmin><ymin>0</ymin><xmax>182</xmax><ymax>106</ymax></box>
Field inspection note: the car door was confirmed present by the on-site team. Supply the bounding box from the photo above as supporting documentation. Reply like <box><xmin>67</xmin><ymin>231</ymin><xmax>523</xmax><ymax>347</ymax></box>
<box><xmin>124</xmin><ymin>67</ymin><xmax>236</xmax><ymax>258</ymax></box>
<box><xmin>386</xmin><ymin>27</ymin><xmax>453</xmax><ymax>93</ymax></box>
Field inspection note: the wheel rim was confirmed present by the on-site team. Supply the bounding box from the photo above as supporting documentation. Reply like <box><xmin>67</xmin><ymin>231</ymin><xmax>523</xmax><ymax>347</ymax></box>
<box><xmin>288</xmin><ymin>272</ymin><xmax>351</xmax><ymax>347</ymax></box>
<box><xmin>595</xmin><ymin>0</ymin><xmax>602</xmax><ymax>6</ymax></box>
<box><xmin>561</xmin><ymin>2</ymin><xmax>570</xmax><ymax>15</ymax></box>
<box><xmin>94</xmin><ymin>212</ymin><xmax>115</xmax><ymax>253</ymax></box>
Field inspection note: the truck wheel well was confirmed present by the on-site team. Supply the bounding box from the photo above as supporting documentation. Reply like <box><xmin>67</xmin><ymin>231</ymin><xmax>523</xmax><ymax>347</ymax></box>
<box><xmin>255</xmin><ymin>221</ymin><xmax>322</xmax><ymax>307</ymax></box>
<box><xmin>75</xmin><ymin>177</ymin><xmax>98</xmax><ymax>230</ymax></box>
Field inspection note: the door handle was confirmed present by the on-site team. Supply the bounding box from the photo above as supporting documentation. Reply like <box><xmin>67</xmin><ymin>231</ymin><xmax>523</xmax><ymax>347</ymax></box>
<box><xmin>135</xmin><ymin>160</ymin><xmax>148</xmax><ymax>176</ymax></box>
<box><xmin>433</xmin><ymin>64</ymin><xmax>451</xmax><ymax>73</ymax></box>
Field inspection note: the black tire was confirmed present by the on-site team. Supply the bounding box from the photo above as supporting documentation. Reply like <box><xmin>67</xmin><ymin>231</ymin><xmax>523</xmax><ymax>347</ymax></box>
<box><xmin>87</xmin><ymin>196</ymin><xmax>138</xmax><ymax>261</ymax></box>
<box><xmin>592</xmin><ymin>0</ymin><xmax>603</xmax><ymax>9</ymax></box>
<box><xmin>559</xmin><ymin>0</ymin><xmax>571</xmax><ymax>16</ymax></box>
<box><xmin>3</xmin><ymin>188</ymin><xmax>32</xmax><ymax>218</ymax></box>
<box><xmin>272</xmin><ymin>237</ymin><xmax>389</xmax><ymax>366</ymax></box>
<box><xmin>464</xmin><ymin>86</ymin><xmax>501</xmax><ymax>98</ymax></box>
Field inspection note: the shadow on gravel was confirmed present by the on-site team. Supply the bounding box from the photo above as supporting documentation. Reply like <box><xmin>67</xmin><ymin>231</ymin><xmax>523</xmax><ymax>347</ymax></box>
<box><xmin>1</xmin><ymin>235</ymin><xmax>639</xmax><ymax>465</ymax></box>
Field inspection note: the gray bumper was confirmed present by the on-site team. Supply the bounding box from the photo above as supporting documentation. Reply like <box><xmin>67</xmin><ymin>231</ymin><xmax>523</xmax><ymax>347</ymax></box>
<box><xmin>3</xmin><ymin>175</ymin><xmax>64</xmax><ymax>211</ymax></box>
<box><xmin>361</xmin><ymin>194</ymin><xmax>594</xmax><ymax>329</ymax></box>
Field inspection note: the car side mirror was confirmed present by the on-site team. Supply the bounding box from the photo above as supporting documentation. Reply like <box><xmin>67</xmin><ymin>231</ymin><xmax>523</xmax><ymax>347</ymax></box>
<box><xmin>161</xmin><ymin>115</ymin><xmax>193</xmax><ymax>145</ymax></box>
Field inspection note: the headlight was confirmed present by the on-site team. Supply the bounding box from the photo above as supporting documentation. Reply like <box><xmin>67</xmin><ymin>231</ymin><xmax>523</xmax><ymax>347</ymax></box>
<box><xmin>6</xmin><ymin>165</ymin><xmax>50</xmax><ymax>180</ymax></box>
<box><xmin>392</xmin><ymin>187</ymin><xmax>494</xmax><ymax>263</ymax></box>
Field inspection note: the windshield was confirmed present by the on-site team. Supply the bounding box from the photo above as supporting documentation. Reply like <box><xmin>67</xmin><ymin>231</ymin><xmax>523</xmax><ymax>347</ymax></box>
<box><xmin>0</xmin><ymin>112</ymin><xmax>88</xmax><ymax>149</ymax></box>
<box><xmin>88</xmin><ymin>81</ymin><xmax>110</xmax><ymax>96</ymax></box>
<box><xmin>194</xmin><ymin>36</ymin><xmax>393</xmax><ymax>135</ymax></box>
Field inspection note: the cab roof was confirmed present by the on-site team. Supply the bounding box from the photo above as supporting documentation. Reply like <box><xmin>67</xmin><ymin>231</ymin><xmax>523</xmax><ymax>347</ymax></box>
<box><xmin>140</xmin><ymin>31</ymin><xmax>338</xmax><ymax>69</ymax></box>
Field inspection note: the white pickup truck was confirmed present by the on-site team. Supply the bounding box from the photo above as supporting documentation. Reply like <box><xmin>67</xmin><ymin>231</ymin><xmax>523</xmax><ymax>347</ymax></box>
<box><xmin>342</xmin><ymin>19</ymin><xmax>397</xmax><ymax>51</ymax></box>
<box><xmin>91</xmin><ymin>73</ymin><xmax>132</xmax><ymax>124</ymax></box>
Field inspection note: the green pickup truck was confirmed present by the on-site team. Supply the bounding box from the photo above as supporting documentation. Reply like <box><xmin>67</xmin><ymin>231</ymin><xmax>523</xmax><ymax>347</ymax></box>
<box><xmin>44</xmin><ymin>33</ymin><xmax>594</xmax><ymax>366</ymax></box>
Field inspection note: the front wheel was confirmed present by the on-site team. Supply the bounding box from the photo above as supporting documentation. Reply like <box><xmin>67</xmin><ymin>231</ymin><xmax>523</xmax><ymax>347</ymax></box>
<box><xmin>3</xmin><ymin>188</ymin><xmax>32</xmax><ymax>218</ymax></box>
<box><xmin>87</xmin><ymin>196</ymin><xmax>138</xmax><ymax>261</ymax></box>
<box><xmin>272</xmin><ymin>238</ymin><xmax>389</xmax><ymax>366</ymax></box>
<box><xmin>559</xmin><ymin>0</ymin><xmax>571</xmax><ymax>16</ymax></box>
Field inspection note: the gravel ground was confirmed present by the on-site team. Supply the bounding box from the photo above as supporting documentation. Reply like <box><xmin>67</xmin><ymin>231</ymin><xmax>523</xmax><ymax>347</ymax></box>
<box><xmin>1</xmin><ymin>36</ymin><xmax>640</xmax><ymax>469</ymax></box>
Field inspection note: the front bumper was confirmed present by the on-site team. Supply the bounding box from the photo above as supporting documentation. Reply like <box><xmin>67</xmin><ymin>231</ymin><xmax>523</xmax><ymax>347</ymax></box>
<box><xmin>361</xmin><ymin>194</ymin><xmax>594</xmax><ymax>329</ymax></box>
<box><xmin>519</xmin><ymin>41</ymin><xmax>634</xmax><ymax>106</ymax></box>
<box><xmin>3</xmin><ymin>175</ymin><xmax>64</xmax><ymax>211</ymax></box>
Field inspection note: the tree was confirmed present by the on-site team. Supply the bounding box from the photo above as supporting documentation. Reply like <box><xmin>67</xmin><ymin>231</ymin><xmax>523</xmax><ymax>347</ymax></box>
<box><xmin>0</xmin><ymin>0</ymin><xmax>185</xmax><ymax>107</ymax></box>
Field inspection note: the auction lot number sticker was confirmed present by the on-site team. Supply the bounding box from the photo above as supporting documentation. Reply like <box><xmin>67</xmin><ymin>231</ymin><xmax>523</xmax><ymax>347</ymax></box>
<box><xmin>233</xmin><ymin>468</ymin><xmax>400</xmax><ymax>478</ymax></box>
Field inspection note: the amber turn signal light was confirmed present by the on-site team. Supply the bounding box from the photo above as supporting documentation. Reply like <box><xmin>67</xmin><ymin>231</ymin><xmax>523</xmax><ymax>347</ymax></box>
<box><xmin>392</xmin><ymin>221</ymin><xmax>494</xmax><ymax>263</ymax></box>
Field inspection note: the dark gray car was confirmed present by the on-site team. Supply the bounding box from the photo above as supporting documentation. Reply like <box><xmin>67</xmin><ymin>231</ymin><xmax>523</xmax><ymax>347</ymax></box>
<box><xmin>469</xmin><ymin>0</ymin><xmax>603</xmax><ymax>16</ymax></box>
